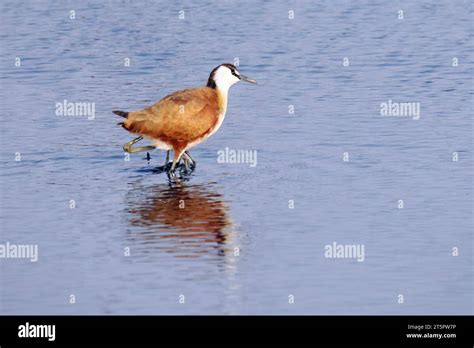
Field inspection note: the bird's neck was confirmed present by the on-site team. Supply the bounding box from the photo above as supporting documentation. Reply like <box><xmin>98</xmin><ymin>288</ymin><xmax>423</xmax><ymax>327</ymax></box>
<box><xmin>216</xmin><ymin>86</ymin><xmax>229</xmax><ymax>113</ymax></box>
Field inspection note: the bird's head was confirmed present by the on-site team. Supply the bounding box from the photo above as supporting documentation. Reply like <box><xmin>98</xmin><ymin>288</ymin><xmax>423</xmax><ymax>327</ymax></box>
<box><xmin>207</xmin><ymin>63</ymin><xmax>256</xmax><ymax>91</ymax></box>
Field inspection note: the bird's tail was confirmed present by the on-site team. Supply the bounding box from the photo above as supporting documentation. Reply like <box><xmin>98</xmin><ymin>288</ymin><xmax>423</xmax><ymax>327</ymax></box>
<box><xmin>113</xmin><ymin>110</ymin><xmax>129</xmax><ymax>118</ymax></box>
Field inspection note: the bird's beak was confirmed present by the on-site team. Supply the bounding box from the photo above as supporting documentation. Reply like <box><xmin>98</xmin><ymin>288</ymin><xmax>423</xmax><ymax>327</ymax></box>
<box><xmin>240</xmin><ymin>74</ymin><xmax>257</xmax><ymax>84</ymax></box>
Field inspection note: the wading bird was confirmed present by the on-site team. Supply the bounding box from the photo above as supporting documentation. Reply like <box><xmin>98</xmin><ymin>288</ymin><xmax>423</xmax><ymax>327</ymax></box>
<box><xmin>114</xmin><ymin>63</ymin><xmax>256</xmax><ymax>176</ymax></box>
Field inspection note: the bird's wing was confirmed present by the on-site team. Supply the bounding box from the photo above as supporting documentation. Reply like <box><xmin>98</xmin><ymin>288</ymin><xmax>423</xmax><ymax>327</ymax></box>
<box><xmin>123</xmin><ymin>87</ymin><xmax>221</xmax><ymax>143</ymax></box>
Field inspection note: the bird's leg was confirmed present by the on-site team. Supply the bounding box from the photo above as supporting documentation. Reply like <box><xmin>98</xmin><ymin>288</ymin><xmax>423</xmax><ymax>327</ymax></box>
<box><xmin>123</xmin><ymin>136</ymin><xmax>142</xmax><ymax>152</ymax></box>
<box><xmin>123</xmin><ymin>136</ymin><xmax>156</xmax><ymax>153</ymax></box>
<box><xmin>183</xmin><ymin>151</ymin><xmax>196</xmax><ymax>168</ymax></box>
<box><xmin>181</xmin><ymin>153</ymin><xmax>191</xmax><ymax>171</ymax></box>
<box><xmin>168</xmin><ymin>149</ymin><xmax>185</xmax><ymax>177</ymax></box>
<box><xmin>152</xmin><ymin>151</ymin><xmax>172</xmax><ymax>173</ymax></box>
<box><xmin>181</xmin><ymin>152</ymin><xmax>196</xmax><ymax>172</ymax></box>
<box><xmin>164</xmin><ymin>151</ymin><xmax>170</xmax><ymax>166</ymax></box>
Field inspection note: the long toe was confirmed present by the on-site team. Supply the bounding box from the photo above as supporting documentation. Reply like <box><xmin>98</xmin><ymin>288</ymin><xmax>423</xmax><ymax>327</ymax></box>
<box><xmin>167</xmin><ymin>171</ymin><xmax>176</xmax><ymax>180</ymax></box>
<box><xmin>167</xmin><ymin>166</ymin><xmax>176</xmax><ymax>178</ymax></box>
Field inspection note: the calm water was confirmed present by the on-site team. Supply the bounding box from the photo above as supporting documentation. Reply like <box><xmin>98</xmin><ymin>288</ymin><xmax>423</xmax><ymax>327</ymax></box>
<box><xmin>0</xmin><ymin>0</ymin><xmax>472</xmax><ymax>314</ymax></box>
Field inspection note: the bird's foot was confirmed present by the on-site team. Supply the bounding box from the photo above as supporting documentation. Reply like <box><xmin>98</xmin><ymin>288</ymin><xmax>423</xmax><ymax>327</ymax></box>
<box><xmin>123</xmin><ymin>136</ymin><xmax>156</xmax><ymax>154</ymax></box>
<box><xmin>163</xmin><ymin>162</ymin><xmax>195</xmax><ymax>179</ymax></box>
<box><xmin>153</xmin><ymin>162</ymin><xmax>172</xmax><ymax>174</ymax></box>
<box><xmin>182</xmin><ymin>151</ymin><xmax>196</xmax><ymax>172</ymax></box>
<box><xmin>167</xmin><ymin>168</ymin><xmax>177</xmax><ymax>179</ymax></box>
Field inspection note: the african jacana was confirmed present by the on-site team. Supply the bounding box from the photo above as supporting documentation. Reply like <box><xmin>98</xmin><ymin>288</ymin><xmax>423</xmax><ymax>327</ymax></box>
<box><xmin>113</xmin><ymin>63</ymin><xmax>256</xmax><ymax>176</ymax></box>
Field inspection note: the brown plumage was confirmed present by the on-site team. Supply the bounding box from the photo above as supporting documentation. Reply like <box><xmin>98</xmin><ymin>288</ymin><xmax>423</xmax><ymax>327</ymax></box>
<box><xmin>118</xmin><ymin>87</ymin><xmax>224</xmax><ymax>157</ymax></box>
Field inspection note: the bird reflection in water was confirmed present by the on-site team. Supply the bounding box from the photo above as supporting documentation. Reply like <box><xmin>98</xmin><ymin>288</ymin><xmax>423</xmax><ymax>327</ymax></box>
<box><xmin>125</xmin><ymin>181</ymin><xmax>235</xmax><ymax>259</ymax></box>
